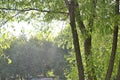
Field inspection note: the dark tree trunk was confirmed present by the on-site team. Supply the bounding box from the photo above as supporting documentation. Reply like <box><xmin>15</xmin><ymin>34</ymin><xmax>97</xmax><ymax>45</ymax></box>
<box><xmin>105</xmin><ymin>22</ymin><xmax>118</xmax><ymax>80</ymax></box>
<box><xmin>74</xmin><ymin>0</ymin><xmax>97</xmax><ymax>80</ymax></box>
<box><xmin>84</xmin><ymin>36</ymin><xmax>96</xmax><ymax>80</ymax></box>
<box><xmin>84</xmin><ymin>1</ymin><xmax>97</xmax><ymax>80</ymax></box>
<box><xmin>64</xmin><ymin>0</ymin><xmax>85</xmax><ymax>80</ymax></box>
<box><xmin>105</xmin><ymin>1</ymin><xmax>119</xmax><ymax>80</ymax></box>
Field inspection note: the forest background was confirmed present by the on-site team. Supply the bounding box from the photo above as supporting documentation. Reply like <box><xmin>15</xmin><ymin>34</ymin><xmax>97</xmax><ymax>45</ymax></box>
<box><xmin>0</xmin><ymin>0</ymin><xmax>120</xmax><ymax>80</ymax></box>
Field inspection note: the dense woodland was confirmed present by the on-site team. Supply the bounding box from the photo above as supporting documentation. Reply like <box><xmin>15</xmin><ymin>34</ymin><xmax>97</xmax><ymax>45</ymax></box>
<box><xmin>0</xmin><ymin>0</ymin><xmax>120</xmax><ymax>80</ymax></box>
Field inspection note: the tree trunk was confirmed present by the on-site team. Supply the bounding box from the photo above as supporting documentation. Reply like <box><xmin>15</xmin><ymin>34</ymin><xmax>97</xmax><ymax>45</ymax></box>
<box><xmin>105</xmin><ymin>1</ymin><xmax>119</xmax><ymax>80</ymax></box>
<box><xmin>65</xmin><ymin>0</ymin><xmax>85</xmax><ymax>80</ymax></box>
<box><xmin>74</xmin><ymin>0</ymin><xmax>97</xmax><ymax>80</ymax></box>
<box><xmin>105</xmin><ymin>22</ymin><xmax>118</xmax><ymax>80</ymax></box>
<box><xmin>84</xmin><ymin>36</ymin><xmax>96</xmax><ymax>80</ymax></box>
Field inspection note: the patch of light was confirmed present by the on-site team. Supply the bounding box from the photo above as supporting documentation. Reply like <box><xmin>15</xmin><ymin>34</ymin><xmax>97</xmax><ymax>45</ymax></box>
<box><xmin>2</xmin><ymin>20</ymin><xmax>66</xmax><ymax>39</ymax></box>
<box><xmin>50</xmin><ymin>20</ymin><xmax>66</xmax><ymax>37</ymax></box>
<box><xmin>5</xmin><ymin>21</ymin><xmax>35</xmax><ymax>39</ymax></box>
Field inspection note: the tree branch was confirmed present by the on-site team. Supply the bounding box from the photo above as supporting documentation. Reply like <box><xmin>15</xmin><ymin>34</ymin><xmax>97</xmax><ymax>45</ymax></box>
<box><xmin>0</xmin><ymin>12</ymin><xmax>20</xmax><ymax>27</ymax></box>
<box><xmin>74</xmin><ymin>0</ymin><xmax>86</xmax><ymax>34</ymax></box>
<box><xmin>0</xmin><ymin>8</ymin><xmax>68</xmax><ymax>14</ymax></box>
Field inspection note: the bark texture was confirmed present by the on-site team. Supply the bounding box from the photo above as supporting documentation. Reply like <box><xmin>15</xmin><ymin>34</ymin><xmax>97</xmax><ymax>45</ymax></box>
<box><xmin>105</xmin><ymin>26</ymin><xmax>118</xmax><ymax>80</ymax></box>
<box><xmin>64</xmin><ymin>0</ymin><xmax>85</xmax><ymax>80</ymax></box>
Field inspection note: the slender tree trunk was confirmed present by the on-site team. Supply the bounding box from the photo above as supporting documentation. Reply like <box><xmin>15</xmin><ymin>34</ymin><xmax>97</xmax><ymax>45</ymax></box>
<box><xmin>85</xmin><ymin>1</ymin><xmax>97</xmax><ymax>80</ymax></box>
<box><xmin>84</xmin><ymin>36</ymin><xmax>93</xmax><ymax>80</ymax></box>
<box><xmin>105</xmin><ymin>21</ymin><xmax>119</xmax><ymax>80</ymax></box>
<box><xmin>64</xmin><ymin>0</ymin><xmax>85</xmax><ymax>80</ymax></box>
<box><xmin>74</xmin><ymin>0</ymin><xmax>97</xmax><ymax>80</ymax></box>
<box><xmin>70</xmin><ymin>1</ymin><xmax>85</xmax><ymax>80</ymax></box>
<box><xmin>105</xmin><ymin>1</ymin><xmax>119</xmax><ymax>80</ymax></box>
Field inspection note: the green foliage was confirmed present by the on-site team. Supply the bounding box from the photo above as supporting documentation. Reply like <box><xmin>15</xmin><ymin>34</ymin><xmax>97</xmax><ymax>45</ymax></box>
<box><xmin>0</xmin><ymin>0</ymin><xmax>68</xmax><ymax>25</ymax></box>
<box><xmin>55</xmin><ymin>25</ymin><xmax>72</xmax><ymax>49</ymax></box>
<box><xmin>0</xmin><ymin>0</ymin><xmax>120</xmax><ymax>80</ymax></box>
<box><xmin>1</xmin><ymin>36</ymin><xmax>69</xmax><ymax>79</ymax></box>
<box><xmin>0</xmin><ymin>28</ymin><xmax>14</xmax><ymax>56</ymax></box>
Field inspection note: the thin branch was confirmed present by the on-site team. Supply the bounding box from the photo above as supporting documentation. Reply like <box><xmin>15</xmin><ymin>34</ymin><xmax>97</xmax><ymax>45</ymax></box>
<box><xmin>0</xmin><ymin>7</ymin><xmax>68</xmax><ymax>27</ymax></box>
<box><xmin>0</xmin><ymin>8</ymin><xmax>68</xmax><ymax>14</ymax></box>
<box><xmin>0</xmin><ymin>12</ymin><xmax>20</xmax><ymax>27</ymax></box>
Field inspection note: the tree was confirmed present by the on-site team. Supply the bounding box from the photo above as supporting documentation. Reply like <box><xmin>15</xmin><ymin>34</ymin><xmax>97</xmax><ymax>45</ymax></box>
<box><xmin>0</xmin><ymin>0</ymin><xmax>120</xmax><ymax>80</ymax></box>
<box><xmin>3</xmin><ymin>36</ymin><xmax>69</xmax><ymax>80</ymax></box>
<box><xmin>64</xmin><ymin>0</ymin><xmax>85</xmax><ymax>79</ymax></box>
<box><xmin>105</xmin><ymin>0</ymin><xmax>119</xmax><ymax>80</ymax></box>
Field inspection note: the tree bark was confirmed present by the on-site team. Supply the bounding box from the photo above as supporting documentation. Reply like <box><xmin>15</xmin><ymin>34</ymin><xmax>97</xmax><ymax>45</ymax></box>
<box><xmin>64</xmin><ymin>0</ymin><xmax>85</xmax><ymax>80</ymax></box>
<box><xmin>105</xmin><ymin>1</ymin><xmax>119</xmax><ymax>80</ymax></box>
<box><xmin>74</xmin><ymin>0</ymin><xmax>97</xmax><ymax>80</ymax></box>
<box><xmin>105</xmin><ymin>22</ymin><xmax>118</xmax><ymax>80</ymax></box>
